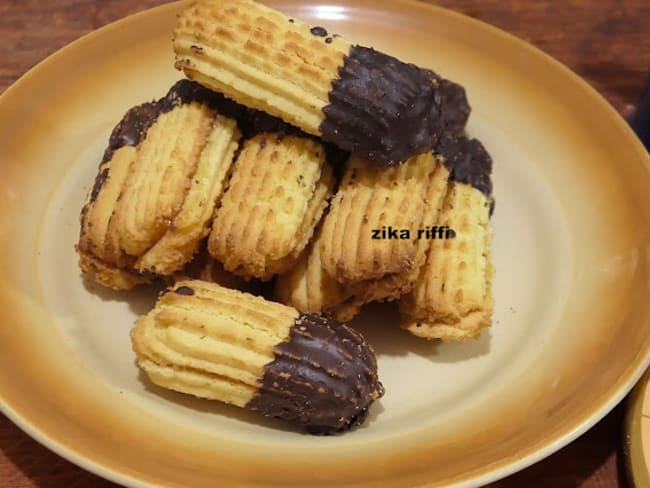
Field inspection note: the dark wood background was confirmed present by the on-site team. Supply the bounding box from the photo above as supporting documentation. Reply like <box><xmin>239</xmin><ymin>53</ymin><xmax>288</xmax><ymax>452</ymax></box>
<box><xmin>1</xmin><ymin>0</ymin><xmax>648</xmax><ymax>486</ymax></box>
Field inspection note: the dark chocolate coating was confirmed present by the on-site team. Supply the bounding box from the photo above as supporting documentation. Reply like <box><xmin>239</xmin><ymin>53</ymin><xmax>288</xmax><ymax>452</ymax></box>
<box><xmin>436</xmin><ymin>133</ymin><xmax>493</xmax><ymax>197</ymax></box>
<box><xmin>166</xmin><ymin>78</ymin><xmax>245</xmax><ymax>120</ymax></box>
<box><xmin>89</xmin><ymin>167</ymin><xmax>109</xmax><ymax>204</ymax></box>
<box><xmin>100</xmin><ymin>101</ymin><xmax>161</xmax><ymax>165</ymax></box>
<box><xmin>247</xmin><ymin>313</ymin><xmax>384</xmax><ymax>435</ymax></box>
<box><xmin>435</xmin><ymin>78</ymin><xmax>472</xmax><ymax>137</ymax></box>
<box><xmin>320</xmin><ymin>46</ymin><xmax>470</xmax><ymax>166</ymax></box>
<box><xmin>239</xmin><ymin>107</ymin><xmax>300</xmax><ymax>139</ymax></box>
<box><xmin>310</xmin><ymin>26</ymin><xmax>328</xmax><ymax>37</ymax></box>
<box><xmin>174</xmin><ymin>285</ymin><xmax>195</xmax><ymax>296</ymax></box>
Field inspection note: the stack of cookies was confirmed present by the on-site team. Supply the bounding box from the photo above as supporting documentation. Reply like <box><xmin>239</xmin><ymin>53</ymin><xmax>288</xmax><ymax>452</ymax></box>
<box><xmin>77</xmin><ymin>0</ymin><xmax>495</xmax><ymax>434</ymax></box>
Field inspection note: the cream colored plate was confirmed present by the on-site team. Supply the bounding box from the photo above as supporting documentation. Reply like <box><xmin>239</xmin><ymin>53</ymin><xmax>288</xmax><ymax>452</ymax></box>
<box><xmin>2</xmin><ymin>1</ymin><xmax>650</xmax><ymax>486</ymax></box>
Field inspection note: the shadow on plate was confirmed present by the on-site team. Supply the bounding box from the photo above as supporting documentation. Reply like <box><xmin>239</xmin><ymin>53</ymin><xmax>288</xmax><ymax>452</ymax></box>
<box><xmin>81</xmin><ymin>273</ymin><xmax>163</xmax><ymax>315</ymax></box>
<box><xmin>349</xmin><ymin>301</ymin><xmax>492</xmax><ymax>362</ymax></box>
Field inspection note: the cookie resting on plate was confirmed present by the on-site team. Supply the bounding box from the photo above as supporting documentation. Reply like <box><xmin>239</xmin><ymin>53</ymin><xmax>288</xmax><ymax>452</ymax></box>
<box><xmin>77</xmin><ymin>80</ymin><xmax>240</xmax><ymax>289</ymax></box>
<box><xmin>131</xmin><ymin>280</ymin><xmax>384</xmax><ymax>434</ymax></box>
<box><xmin>400</xmin><ymin>136</ymin><xmax>495</xmax><ymax>341</ymax></box>
<box><xmin>208</xmin><ymin>133</ymin><xmax>335</xmax><ymax>281</ymax></box>
<box><xmin>173</xmin><ymin>0</ymin><xmax>470</xmax><ymax>166</ymax></box>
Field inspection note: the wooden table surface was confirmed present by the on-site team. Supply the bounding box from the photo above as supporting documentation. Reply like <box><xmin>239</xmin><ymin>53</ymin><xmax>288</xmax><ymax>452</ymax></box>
<box><xmin>1</xmin><ymin>0</ymin><xmax>649</xmax><ymax>486</ymax></box>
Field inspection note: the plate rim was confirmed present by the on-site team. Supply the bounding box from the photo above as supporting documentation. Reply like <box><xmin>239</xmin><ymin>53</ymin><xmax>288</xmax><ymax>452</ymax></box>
<box><xmin>625</xmin><ymin>367</ymin><xmax>650</xmax><ymax>488</ymax></box>
<box><xmin>0</xmin><ymin>5</ymin><xmax>190</xmax><ymax>487</ymax></box>
<box><xmin>1</xmin><ymin>0</ymin><xmax>650</xmax><ymax>487</ymax></box>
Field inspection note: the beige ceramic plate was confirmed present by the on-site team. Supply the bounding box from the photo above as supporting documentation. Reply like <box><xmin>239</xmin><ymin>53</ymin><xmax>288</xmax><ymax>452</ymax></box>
<box><xmin>2</xmin><ymin>1</ymin><xmax>650</xmax><ymax>486</ymax></box>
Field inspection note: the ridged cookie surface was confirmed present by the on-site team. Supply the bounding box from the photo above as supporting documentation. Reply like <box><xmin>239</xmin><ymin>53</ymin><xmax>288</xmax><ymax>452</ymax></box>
<box><xmin>132</xmin><ymin>280</ymin><xmax>384</xmax><ymax>433</ymax></box>
<box><xmin>135</xmin><ymin>113</ymin><xmax>239</xmax><ymax>274</ymax></box>
<box><xmin>175</xmin><ymin>0</ymin><xmax>346</xmax><ymax>135</ymax></box>
<box><xmin>115</xmin><ymin>104</ymin><xmax>207</xmax><ymax>256</ymax></box>
<box><xmin>279</xmin><ymin>156</ymin><xmax>450</xmax><ymax>321</ymax></box>
<box><xmin>78</xmin><ymin>80</ymin><xmax>240</xmax><ymax>289</ymax></box>
<box><xmin>342</xmin><ymin>155</ymin><xmax>451</xmax><ymax>308</ymax></box>
<box><xmin>174</xmin><ymin>0</ymin><xmax>469</xmax><ymax>165</ymax></box>
<box><xmin>319</xmin><ymin>152</ymin><xmax>436</xmax><ymax>285</ymax></box>
<box><xmin>209</xmin><ymin>133</ymin><xmax>335</xmax><ymax>280</ymax></box>
<box><xmin>78</xmin><ymin>144</ymin><xmax>147</xmax><ymax>289</ymax></box>
<box><xmin>400</xmin><ymin>138</ymin><xmax>494</xmax><ymax>341</ymax></box>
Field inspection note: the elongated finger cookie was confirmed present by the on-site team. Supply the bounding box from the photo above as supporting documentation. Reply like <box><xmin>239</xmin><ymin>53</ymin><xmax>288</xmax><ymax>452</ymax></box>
<box><xmin>131</xmin><ymin>280</ymin><xmax>384</xmax><ymax>434</ymax></box>
<box><xmin>134</xmin><ymin>117</ymin><xmax>239</xmax><ymax>275</ymax></box>
<box><xmin>78</xmin><ymin>139</ymin><xmax>147</xmax><ymax>289</ymax></box>
<box><xmin>78</xmin><ymin>99</ymin><xmax>168</xmax><ymax>289</ymax></box>
<box><xmin>319</xmin><ymin>152</ymin><xmax>437</xmax><ymax>285</ymax></box>
<box><xmin>78</xmin><ymin>80</ymin><xmax>241</xmax><ymax>289</ymax></box>
<box><xmin>279</xmin><ymin>155</ymin><xmax>451</xmax><ymax>321</ymax></box>
<box><xmin>173</xmin><ymin>0</ymin><xmax>469</xmax><ymax>166</ymax></box>
<box><xmin>341</xmin><ymin>154</ymin><xmax>452</xmax><ymax>307</ymax></box>
<box><xmin>400</xmin><ymin>137</ymin><xmax>494</xmax><ymax>341</ymax></box>
<box><xmin>114</xmin><ymin>94</ymin><xmax>239</xmax><ymax>264</ymax></box>
<box><xmin>208</xmin><ymin>133</ymin><xmax>335</xmax><ymax>280</ymax></box>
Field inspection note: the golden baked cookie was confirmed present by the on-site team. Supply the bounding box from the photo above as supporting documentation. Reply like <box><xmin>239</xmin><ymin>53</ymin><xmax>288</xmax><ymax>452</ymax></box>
<box><xmin>279</xmin><ymin>155</ymin><xmax>450</xmax><ymax>321</ymax></box>
<box><xmin>78</xmin><ymin>144</ymin><xmax>148</xmax><ymax>289</ymax></box>
<box><xmin>208</xmin><ymin>133</ymin><xmax>335</xmax><ymax>280</ymax></box>
<box><xmin>341</xmin><ymin>155</ymin><xmax>451</xmax><ymax>307</ymax></box>
<box><xmin>77</xmin><ymin>80</ymin><xmax>241</xmax><ymax>289</ymax></box>
<box><xmin>173</xmin><ymin>0</ymin><xmax>470</xmax><ymax>166</ymax></box>
<box><xmin>319</xmin><ymin>152</ymin><xmax>436</xmax><ymax>285</ymax></box>
<box><xmin>400</xmin><ymin>137</ymin><xmax>494</xmax><ymax>341</ymax></box>
<box><xmin>134</xmin><ymin>112</ymin><xmax>239</xmax><ymax>274</ymax></box>
<box><xmin>132</xmin><ymin>280</ymin><xmax>384</xmax><ymax>433</ymax></box>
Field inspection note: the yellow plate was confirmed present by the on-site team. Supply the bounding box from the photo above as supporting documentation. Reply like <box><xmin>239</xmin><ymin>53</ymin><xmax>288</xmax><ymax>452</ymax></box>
<box><xmin>1</xmin><ymin>1</ymin><xmax>650</xmax><ymax>486</ymax></box>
